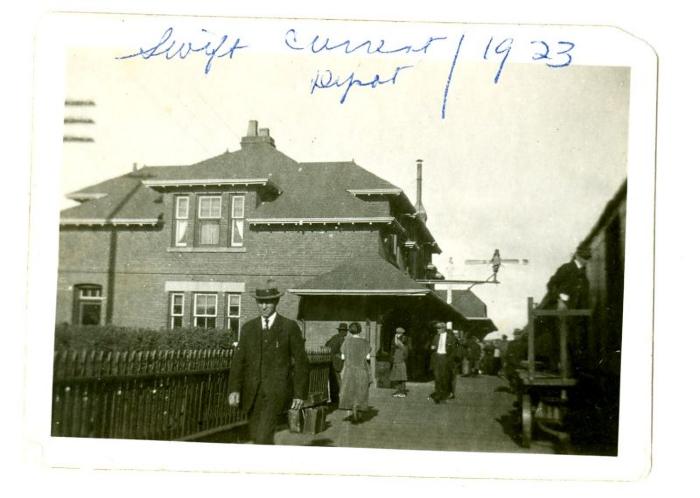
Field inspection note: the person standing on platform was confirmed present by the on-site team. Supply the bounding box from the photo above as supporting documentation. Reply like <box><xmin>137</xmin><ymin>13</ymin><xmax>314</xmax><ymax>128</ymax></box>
<box><xmin>429</xmin><ymin>322</ymin><xmax>458</xmax><ymax>404</ymax></box>
<box><xmin>227</xmin><ymin>280</ymin><xmax>310</xmax><ymax>444</ymax></box>
<box><xmin>339</xmin><ymin>322</ymin><xmax>372</xmax><ymax>422</ymax></box>
<box><xmin>390</xmin><ymin>327</ymin><xmax>409</xmax><ymax>398</ymax></box>
<box><xmin>542</xmin><ymin>245</ymin><xmax>592</xmax><ymax>372</ymax></box>
<box><xmin>449</xmin><ymin>328</ymin><xmax>464</xmax><ymax>398</ymax></box>
<box><xmin>325</xmin><ymin>323</ymin><xmax>348</xmax><ymax>406</ymax></box>
<box><xmin>466</xmin><ymin>335</ymin><xmax>482</xmax><ymax>376</ymax></box>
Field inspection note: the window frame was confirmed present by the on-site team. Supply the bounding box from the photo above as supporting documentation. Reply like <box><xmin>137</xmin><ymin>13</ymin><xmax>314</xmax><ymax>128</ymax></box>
<box><xmin>169</xmin><ymin>292</ymin><xmax>185</xmax><ymax>329</ymax></box>
<box><xmin>226</xmin><ymin>293</ymin><xmax>242</xmax><ymax>339</ymax></box>
<box><xmin>197</xmin><ymin>195</ymin><xmax>222</xmax><ymax>246</ymax></box>
<box><xmin>230</xmin><ymin>194</ymin><xmax>245</xmax><ymax>247</ymax></box>
<box><xmin>74</xmin><ymin>284</ymin><xmax>103</xmax><ymax>326</ymax></box>
<box><xmin>193</xmin><ymin>292</ymin><xmax>218</xmax><ymax>329</ymax></box>
<box><xmin>174</xmin><ymin>196</ymin><xmax>190</xmax><ymax>247</ymax></box>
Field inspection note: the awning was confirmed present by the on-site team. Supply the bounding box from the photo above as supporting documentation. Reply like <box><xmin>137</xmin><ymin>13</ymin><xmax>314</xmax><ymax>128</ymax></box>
<box><xmin>289</xmin><ymin>256</ymin><xmax>497</xmax><ymax>339</ymax></box>
<box><xmin>288</xmin><ymin>256</ymin><xmax>431</xmax><ymax>296</ymax></box>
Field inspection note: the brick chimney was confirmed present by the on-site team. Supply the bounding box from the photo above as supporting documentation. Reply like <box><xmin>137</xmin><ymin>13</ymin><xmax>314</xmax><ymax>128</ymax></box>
<box><xmin>415</xmin><ymin>159</ymin><xmax>427</xmax><ymax>222</ymax></box>
<box><xmin>240</xmin><ymin>120</ymin><xmax>276</xmax><ymax>148</ymax></box>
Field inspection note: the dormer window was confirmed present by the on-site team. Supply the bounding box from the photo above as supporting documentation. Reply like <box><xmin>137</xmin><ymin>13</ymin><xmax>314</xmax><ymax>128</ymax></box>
<box><xmin>169</xmin><ymin>193</ymin><xmax>247</xmax><ymax>251</ymax></box>
<box><xmin>231</xmin><ymin>194</ymin><xmax>245</xmax><ymax>246</ymax></box>
<box><xmin>174</xmin><ymin>196</ymin><xmax>190</xmax><ymax>247</ymax></box>
<box><xmin>197</xmin><ymin>195</ymin><xmax>222</xmax><ymax>245</ymax></box>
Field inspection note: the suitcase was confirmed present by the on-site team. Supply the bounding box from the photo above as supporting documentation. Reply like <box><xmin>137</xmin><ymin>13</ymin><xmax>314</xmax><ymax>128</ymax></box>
<box><xmin>302</xmin><ymin>406</ymin><xmax>327</xmax><ymax>434</ymax></box>
<box><xmin>287</xmin><ymin>408</ymin><xmax>303</xmax><ymax>433</ymax></box>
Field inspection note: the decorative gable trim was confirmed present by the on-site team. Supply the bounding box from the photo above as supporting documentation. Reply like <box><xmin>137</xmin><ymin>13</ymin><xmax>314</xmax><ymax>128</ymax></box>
<box><xmin>248</xmin><ymin>216</ymin><xmax>393</xmax><ymax>225</ymax></box>
<box><xmin>347</xmin><ymin>188</ymin><xmax>403</xmax><ymax>196</ymax></box>
<box><xmin>60</xmin><ymin>218</ymin><xmax>160</xmax><ymax>226</ymax></box>
<box><xmin>142</xmin><ymin>178</ymin><xmax>277</xmax><ymax>190</ymax></box>
<box><xmin>288</xmin><ymin>288</ymin><xmax>430</xmax><ymax>296</ymax></box>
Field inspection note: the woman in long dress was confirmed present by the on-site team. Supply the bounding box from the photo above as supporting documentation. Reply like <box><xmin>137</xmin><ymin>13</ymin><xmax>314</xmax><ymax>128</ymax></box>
<box><xmin>389</xmin><ymin>327</ymin><xmax>409</xmax><ymax>397</ymax></box>
<box><xmin>339</xmin><ymin>322</ymin><xmax>371</xmax><ymax>421</ymax></box>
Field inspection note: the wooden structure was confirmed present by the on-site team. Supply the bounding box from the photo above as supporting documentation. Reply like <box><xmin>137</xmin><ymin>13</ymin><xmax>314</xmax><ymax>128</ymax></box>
<box><xmin>51</xmin><ymin>348</ymin><xmax>331</xmax><ymax>441</ymax></box>
<box><xmin>518</xmin><ymin>297</ymin><xmax>591</xmax><ymax>448</ymax></box>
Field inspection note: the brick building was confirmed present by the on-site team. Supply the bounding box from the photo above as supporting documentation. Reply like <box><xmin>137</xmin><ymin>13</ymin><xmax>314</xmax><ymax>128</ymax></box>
<box><xmin>57</xmin><ymin>121</ymin><xmax>494</xmax><ymax>378</ymax></box>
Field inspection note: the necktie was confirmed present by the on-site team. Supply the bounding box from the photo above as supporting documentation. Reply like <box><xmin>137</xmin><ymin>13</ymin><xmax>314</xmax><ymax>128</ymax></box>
<box><xmin>264</xmin><ymin>318</ymin><xmax>269</xmax><ymax>331</ymax></box>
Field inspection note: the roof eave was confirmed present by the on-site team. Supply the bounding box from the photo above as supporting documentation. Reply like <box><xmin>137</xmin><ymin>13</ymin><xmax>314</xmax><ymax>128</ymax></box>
<box><xmin>60</xmin><ymin>218</ymin><xmax>161</xmax><ymax>227</ymax></box>
<box><xmin>65</xmin><ymin>192</ymin><xmax>108</xmax><ymax>202</ymax></box>
<box><xmin>288</xmin><ymin>289</ymin><xmax>430</xmax><ymax>296</ymax></box>
<box><xmin>142</xmin><ymin>178</ymin><xmax>280</xmax><ymax>193</ymax></box>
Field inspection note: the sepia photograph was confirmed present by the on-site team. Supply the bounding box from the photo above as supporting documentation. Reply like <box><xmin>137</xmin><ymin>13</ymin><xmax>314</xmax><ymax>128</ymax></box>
<box><xmin>23</xmin><ymin>13</ymin><xmax>656</xmax><ymax>480</ymax></box>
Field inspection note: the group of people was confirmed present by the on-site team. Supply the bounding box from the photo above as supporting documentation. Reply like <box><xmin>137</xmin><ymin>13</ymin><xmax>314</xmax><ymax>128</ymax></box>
<box><xmin>224</xmin><ymin>279</ymin><xmax>517</xmax><ymax>445</ymax></box>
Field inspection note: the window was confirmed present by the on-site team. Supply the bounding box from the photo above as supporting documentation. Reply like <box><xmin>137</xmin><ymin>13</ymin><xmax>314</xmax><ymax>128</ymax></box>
<box><xmin>230</xmin><ymin>195</ymin><xmax>245</xmax><ymax>246</ymax></box>
<box><xmin>170</xmin><ymin>293</ymin><xmax>184</xmax><ymax>329</ymax></box>
<box><xmin>174</xmin><ymin>196</ymin><xmax>189</xmax><ymax>246</ymax></box>
<box><xmin>74</xmin><ymin>285</ymin><xmax>102</xmax><ymax>325</ymax></box>
<box><xmin>227</xmin><ymin>294</ymin><xmax>241</xmax><ymax>337</ymax></box>
<box><xmin>197</xmin><ymin>196</ymin><xmax>222</xmax><ymax>245</ymax></box>
<box><xmin>193</xmin><ymin>293</ymin><xmax>217</xmax><ymax>328</ymax></box>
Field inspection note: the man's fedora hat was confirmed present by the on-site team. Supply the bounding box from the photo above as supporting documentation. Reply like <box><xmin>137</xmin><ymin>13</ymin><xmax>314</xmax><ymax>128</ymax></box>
<box><xmin>337</xmin><ymin>323</ymin><xmax>349</xmax><ymax>332</ymax></box>
<box><xmin>253</xmin><ymin>279</ymin><xmax>284</xmax><ymax>301</ymax></box>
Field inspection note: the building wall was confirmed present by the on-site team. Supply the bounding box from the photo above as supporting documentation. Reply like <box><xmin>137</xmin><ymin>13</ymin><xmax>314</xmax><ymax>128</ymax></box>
<box><xmin>57</xmin><ymin>219</ymin><xmax>382</xmax><ymax>330</ymax></box>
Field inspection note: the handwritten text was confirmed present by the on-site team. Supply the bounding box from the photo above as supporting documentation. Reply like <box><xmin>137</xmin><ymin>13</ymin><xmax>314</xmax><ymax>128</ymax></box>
<box><xmin>116</xmin><ymin>27</ymin><xmax>248</xmax><ymax>75</ymax></box>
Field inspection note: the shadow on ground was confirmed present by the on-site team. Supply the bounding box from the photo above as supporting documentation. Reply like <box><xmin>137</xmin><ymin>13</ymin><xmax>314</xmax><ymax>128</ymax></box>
<box><xmin>340</xmin><ymin>407</ymin><xmax>379</xmax><ymax>425</ymax></box>
<box><xmin>495</xmin><ymin>405</ymin><xmax>524</xmax><ymax>448</ymax></box>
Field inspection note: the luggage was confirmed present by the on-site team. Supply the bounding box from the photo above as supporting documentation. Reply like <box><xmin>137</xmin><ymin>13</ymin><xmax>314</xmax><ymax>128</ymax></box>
<box><xmin>287</xmin><ymin>408</ymin><xmax>303</xmax><ymax>433</ymax></box>
<box><xmin>302</xmin><ymin>406</ymin><xmax>327</xmax><ymax>434</ymax></box>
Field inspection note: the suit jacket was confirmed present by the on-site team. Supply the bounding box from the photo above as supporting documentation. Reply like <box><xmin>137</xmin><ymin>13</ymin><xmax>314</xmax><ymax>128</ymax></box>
<box><xmin>430</xmin><ymin>332</ymin><xmax>459</xmax><ymax>369</ymax></box>
<box><xmin>543</xmin><ymin>260</ymin><xmax>590</xmax><ymax>309</ymax></box>
<box><xmin>324</xmin><ymin>333</ymin><xmax>346</xmax><ymax>372</ymax></box>
<box><xmin>228</xmin><ymin>314</ymin><xmax>310</xmax><ymax>415</ymax></box>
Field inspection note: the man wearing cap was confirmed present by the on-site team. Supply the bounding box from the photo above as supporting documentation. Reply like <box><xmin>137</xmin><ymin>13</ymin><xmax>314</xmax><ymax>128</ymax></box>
<box><xmin>545</xmin><ymin>245</ymin><xmax>592</xmax><ymax>310</ymax></box>
<box><xmin>541</xmin><ymin>245</ymin><xmax>592</xmax><ymax>372</ymax></box>
<box><xmin>227</xmin><ymin>280</ymin><xmax>310</xmax><ymax>444</ymax></box>
<box><xmin>325</xmin><ymin>323</ymin><xmax>348</xmax><ymax>405</ymax></box>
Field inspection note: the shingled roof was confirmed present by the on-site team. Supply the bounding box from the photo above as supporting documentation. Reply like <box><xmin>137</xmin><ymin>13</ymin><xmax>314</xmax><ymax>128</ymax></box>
<box><xmin>434</xmin><ymin>289</ymin><xmax>488</xmax><ymax>318</ymax></box>
<box><xmin>64</xmin><ymin>141</ymin><xmax>409</xmax><ymax>220</ymax></box>
<box><xmin>289</xmin><ymin>256</ymin><xmax>432</xmax><ymax>295</ymax></box>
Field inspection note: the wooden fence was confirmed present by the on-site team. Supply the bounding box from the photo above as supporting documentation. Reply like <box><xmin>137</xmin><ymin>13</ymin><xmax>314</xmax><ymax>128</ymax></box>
<box><xmin>52</xmin><ymin>348</ymin><xmax>331</xmax><ymax>441</ymax></box>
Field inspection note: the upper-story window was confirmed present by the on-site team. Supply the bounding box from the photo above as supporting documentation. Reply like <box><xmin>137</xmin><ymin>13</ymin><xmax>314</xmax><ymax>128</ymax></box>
<box><xmin>174</xmin><ymin>196</ymin><xmax>190</xmax><ymax>247</ymax></box>
<box><xmin>197</xmin><ymin>196</ymin><xmax>222</xmax><ymax>245</ymax></box>
<box><xmin>171</xmin><ymin>194</ymin><xmax>246</xmax><ymax>249</ymax></box>
<box><xmin>231</xmin><ymin>194</ymin><xmax>245</xmax><ymax>246</ymax></box>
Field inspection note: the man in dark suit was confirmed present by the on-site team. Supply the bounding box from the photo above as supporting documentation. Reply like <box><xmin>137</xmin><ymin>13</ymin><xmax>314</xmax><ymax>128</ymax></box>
<box><xmin>324</xmin><ymin>323</ymin><xmax>348</xmax><ymax>405</ymax></box>
<box><xmin>428</xmin><ymin>321</ymin><xmax>459</xmax><ymax>404</ymax></box>
<box><xmin>540</xmin><ymin>245</ymin><xmax>592</xmax><ymax>372</ymax></box>
<box><xmin>227</xmin><ymin>280</ymin><xmax>310</xmax><ymax>444</ymax></box>
<box><xmin>544</xmin><ymin>245</ymin><xmax>592</xmax><ymax>310</ymax></box>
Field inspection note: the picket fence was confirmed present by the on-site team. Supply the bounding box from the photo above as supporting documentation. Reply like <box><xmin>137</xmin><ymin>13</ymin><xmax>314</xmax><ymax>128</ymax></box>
<box><xmin>51</xmin><ymin>348</ymin><xmax>331</xmax><ymax>441</ymax></box>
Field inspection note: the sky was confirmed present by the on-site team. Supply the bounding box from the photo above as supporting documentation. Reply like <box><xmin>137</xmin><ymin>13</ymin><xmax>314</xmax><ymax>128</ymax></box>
<box><xmin>61</xmin><ymin>18</ymin><xmax>630</xmax><ymax>336</ymax></box>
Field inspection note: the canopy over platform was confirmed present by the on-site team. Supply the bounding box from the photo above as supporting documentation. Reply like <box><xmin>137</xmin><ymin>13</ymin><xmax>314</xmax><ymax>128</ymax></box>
<box><xmin>435</xmin><ymin>289</ymin><xmax>497</xmax><ymax>339</ymax></box>
<box><xmin>289</xmin><ymin>256</ymin><xmax>495</xmax><ymax>339</ymax></box>
<box><xmin>289</xmin><ymin>256</ymin><xmax>431</xmax><ymax>296</ymax></box>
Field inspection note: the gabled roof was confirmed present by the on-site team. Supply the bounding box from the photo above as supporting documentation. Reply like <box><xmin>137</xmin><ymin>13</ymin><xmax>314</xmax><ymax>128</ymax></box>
<box><xmin>61</xmin><ymin>169</ymin><xmax>163</xmax><ymax>224</ymax></box>
<box><xmin>61</xmin><ymin>137</ymin><xmax>437</xmax><ymax>246</ymax></box>
<box><xmin>289</xmin><ymin>256</ymin><xmax>430</xmax><ymax>295</ymax></box>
